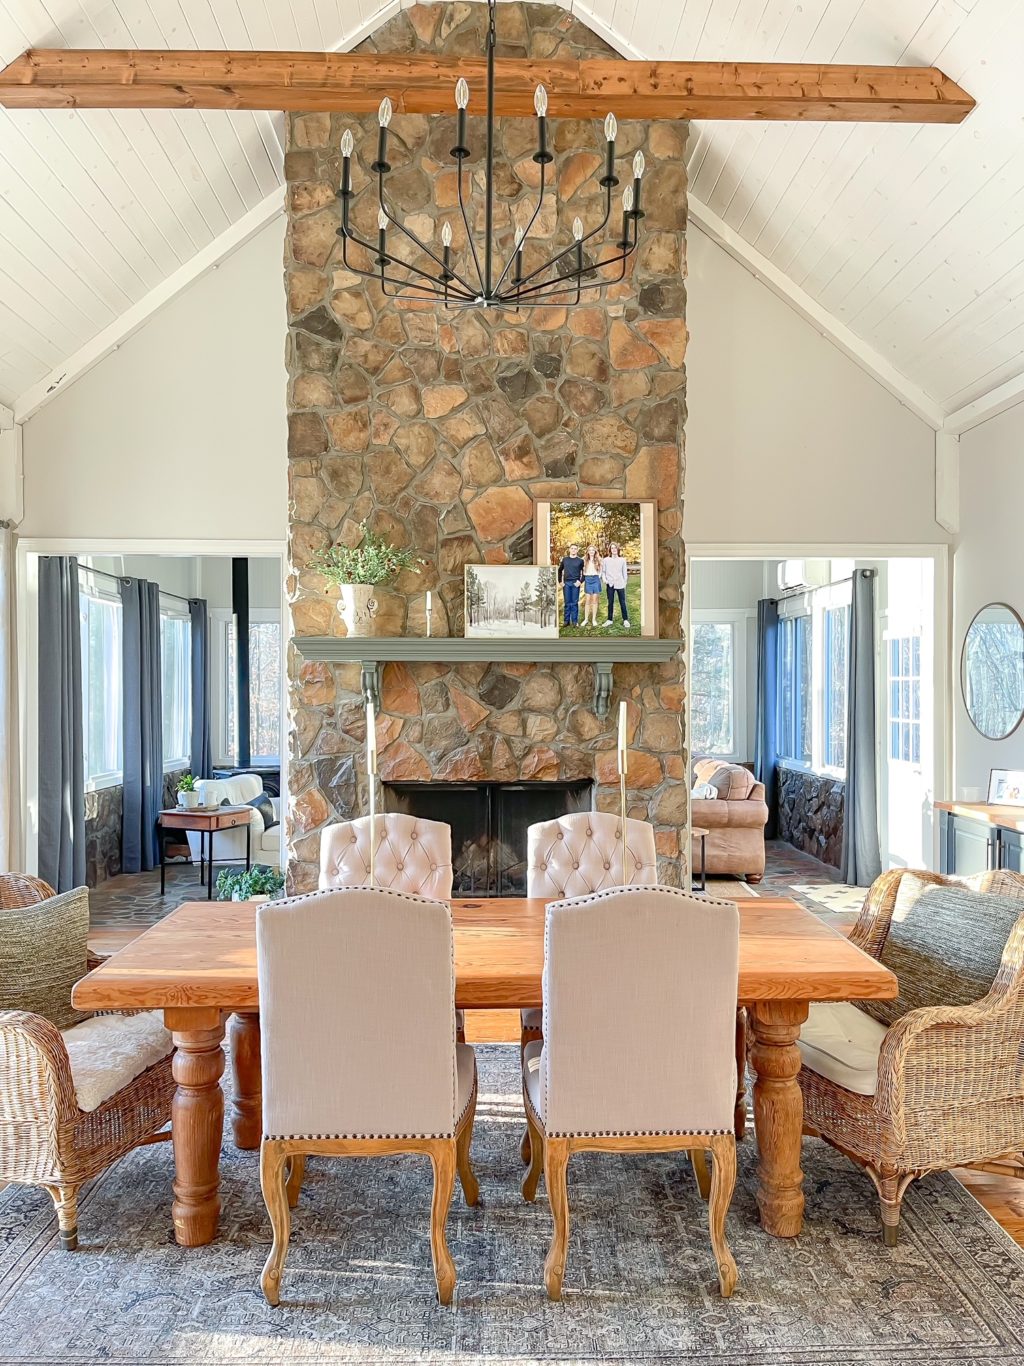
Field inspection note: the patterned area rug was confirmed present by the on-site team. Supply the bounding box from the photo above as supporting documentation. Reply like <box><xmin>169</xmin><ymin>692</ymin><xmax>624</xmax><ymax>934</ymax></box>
<box><xmin>3</xmin><ymin>1049</ymin><xmax>1024</xmax><ymax>1365</ymax></box>
<box><xmin>756</xmin><ymin>841</ymin><xmax>868</xmax><ymax>918</ymax></box>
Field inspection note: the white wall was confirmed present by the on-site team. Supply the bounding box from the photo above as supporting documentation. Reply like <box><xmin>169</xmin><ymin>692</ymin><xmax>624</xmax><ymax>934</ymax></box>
<box><xmin>18</xmin><ymin>220</ymin><xmax>288</xmax><ymax>542</ymax></box>
<box><xmin>953</xmin><ymin>405</ymin><xmax>1024</xmax><ymax>796</ymax></box>
<box><xmin>685</xmin><ymin>225</ymin><xmax>945</xmax><ymax>547</ymax></box>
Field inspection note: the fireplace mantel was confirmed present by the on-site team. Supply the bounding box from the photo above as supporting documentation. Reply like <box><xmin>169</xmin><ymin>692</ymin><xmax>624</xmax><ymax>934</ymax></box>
<box><xmin>292</xmin><ymin>636</ymin><xmax>683</xmax><ymax>717</ymax></box>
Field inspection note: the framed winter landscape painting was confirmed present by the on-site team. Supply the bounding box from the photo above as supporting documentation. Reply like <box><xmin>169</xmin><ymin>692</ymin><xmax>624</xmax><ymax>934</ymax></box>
<box><xmin>464</xmin><ymin>565</ymin><xmax>559</xmax><ymax>639</ymax></box>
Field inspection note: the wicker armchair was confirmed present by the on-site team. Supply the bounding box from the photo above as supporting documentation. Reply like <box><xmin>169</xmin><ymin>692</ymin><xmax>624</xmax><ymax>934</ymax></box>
<box><xmin>0</xmin><ymin>880</ymin><xmax>175</xmax><ymax>1250</ymax></box>
<box><xmin>801</xmin><ymin>867</ymin><xmax>1024</xmax><ymax>1245</ymax></box>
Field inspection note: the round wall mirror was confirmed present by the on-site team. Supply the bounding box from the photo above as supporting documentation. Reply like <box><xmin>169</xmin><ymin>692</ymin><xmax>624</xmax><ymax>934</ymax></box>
<box><xmin>961</xmin><ymin>603</ymin><xmax>1024</xmax><ymax>740</ymax></box>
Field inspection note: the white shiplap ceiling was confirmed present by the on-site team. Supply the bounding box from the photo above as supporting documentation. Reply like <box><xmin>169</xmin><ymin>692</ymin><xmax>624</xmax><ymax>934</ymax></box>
<box><xmin>0</xmin><ymin>0</ymin><xmax>1021</xmax><ymax>432</ymax></box>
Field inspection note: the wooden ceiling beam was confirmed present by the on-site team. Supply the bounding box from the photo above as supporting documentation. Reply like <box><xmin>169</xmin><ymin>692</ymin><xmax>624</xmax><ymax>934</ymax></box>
<box><xmin>0</xmin><ymin>50</ymin><xmax>975</xmax><ymax>123</ymax></box>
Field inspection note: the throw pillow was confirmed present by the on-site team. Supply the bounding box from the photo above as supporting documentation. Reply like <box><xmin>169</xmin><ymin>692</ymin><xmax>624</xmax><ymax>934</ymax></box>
<box><xmin>247</xmin><ymin>793</ymin><xmax>279</xmax><ymax>832</ymax></box>
<box><xmin>691</xmin><ymin>782</ymin><xmax>718</xmax><ymax>800</ymax></box>
<box><xmin>0</xmin><ymin>886</ymin><xmax>92</xmax><ymax>1030</ymax></box>
<box><xmin>862</xmin><ymin>873</ymin><xmax>1024</xmax><ymax>1027</ymax></box>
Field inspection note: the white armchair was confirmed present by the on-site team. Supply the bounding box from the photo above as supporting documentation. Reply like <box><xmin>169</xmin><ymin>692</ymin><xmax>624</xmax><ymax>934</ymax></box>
<box><xmin>318</xmin><ymin>814</ymin><xmax>454</xmax><ymax>900</ymax></box>
<box><xmin>521</xmin><ymin>885</ymin><xmax>740</xmax><ymax>1300</ymax></box>
<box><xmin>255</xmin><ymin>887</ymin><xmax>479</xmax><ymax>1307</ymax></box>
<box><xmin>185</xmin><ymin>775</ymin><xmax>282</xmax><ymax>869</ymax></box>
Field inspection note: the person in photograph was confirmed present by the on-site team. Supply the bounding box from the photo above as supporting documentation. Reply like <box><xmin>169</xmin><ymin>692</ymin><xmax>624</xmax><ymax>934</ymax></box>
<box><xmin>602</xmin><ymin>541</ymin><xmax>629</xmax><ymax>628</ymax></box>
<box><xmin>558</xmin><ymin>542</ymin><xmax>584</xmax><ymax>627</ymax></box>
<box><xmin>581</xmin><ymin>544</ymin><xmax>603</xmax><ymax>627</ymax></box>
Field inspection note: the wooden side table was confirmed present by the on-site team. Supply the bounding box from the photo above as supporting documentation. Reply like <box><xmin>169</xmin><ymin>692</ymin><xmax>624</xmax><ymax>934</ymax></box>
<box><xmin>158</xmin><ymin>807</ymin><xmax>252</xmax><ymax>900</ymax></box>
<box><xmin>691</xmin><ymin>825</ymin><xmax>709</xmax><ymax>892</ymax></box>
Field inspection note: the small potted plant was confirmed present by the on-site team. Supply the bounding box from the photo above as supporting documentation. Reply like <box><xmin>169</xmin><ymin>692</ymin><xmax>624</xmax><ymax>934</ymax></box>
<box><xmin>216</xmin><ymin>866</ymin><xmax>286</xmax><ymax>903</ymax></box>
<box><xmin>176</xmin><ymin>772</ymin><xmax>200</xmax><ymax>809</ymax></box>
<box><xmin>309</xmin><ymin>523</ymin><xmax>424</xmax><ymax>638</ymax></box>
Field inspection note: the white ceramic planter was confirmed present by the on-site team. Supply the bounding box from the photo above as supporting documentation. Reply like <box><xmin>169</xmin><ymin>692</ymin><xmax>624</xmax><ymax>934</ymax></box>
<box><xmin>177</xmin><ymin>790</ymin><xmax>200</xmax><ymax>809</ymax></box>
<box><xmin>337</xmin><ymin>583</ymin><xmax>407</xmax><ymax>637</ymax></box>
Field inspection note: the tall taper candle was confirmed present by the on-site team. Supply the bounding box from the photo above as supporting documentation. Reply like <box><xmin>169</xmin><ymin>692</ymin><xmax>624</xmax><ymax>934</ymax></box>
<box><xmin>617</xmin><ymin>700</ymin><xmax>628</xmax><ymax>883</ymax></box>
<box><xmin>617</xmin><ymin>699</ymin><xmax>628</xmax><ymax>775</ymax></box>
<box><xmin>367</xmin><ymin>699</ymin><xmax>377</xmax><ymax>885</ymax></box>
<box><xmin>426</xmin><ymin>590</ymin><xmax>432</xmax><ymax>638</ymax></box>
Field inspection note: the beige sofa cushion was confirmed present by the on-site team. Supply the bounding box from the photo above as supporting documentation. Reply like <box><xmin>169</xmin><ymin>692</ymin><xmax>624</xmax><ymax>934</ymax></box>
<box><xmin>797</xmin><ymin>1001</ymin><xmax>887</xmax><ymax>1096</ymax></box>
<box><xmin>60</xmin><ymin>1010</ymin><xmax>172</xmax><ymax>1112</ymax></box>
<box><xmin>694</xmin><ymin>760</ymin><xmax>756</xmax><ymax>801</ymax></box>
<box><xmin>0</xmin><ymin>886</ymin><xmax>91</xmax><ymax>1031</ymax></box>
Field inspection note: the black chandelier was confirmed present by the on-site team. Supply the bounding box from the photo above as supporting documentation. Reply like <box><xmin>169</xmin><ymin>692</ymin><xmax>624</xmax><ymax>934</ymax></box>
<box><xmin>335</xmin><ymin>0</ymin><xmax>644</xmax><ymax>309</ymax></box>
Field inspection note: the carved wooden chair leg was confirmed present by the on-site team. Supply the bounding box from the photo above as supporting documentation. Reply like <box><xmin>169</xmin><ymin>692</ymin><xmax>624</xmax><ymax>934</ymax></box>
<box><xmin>690</xmin><ymin>1148</ymin><xmax>712</xmax><ymax>1201</ymax></box>
<box><xmin>734</xmin><ymin>1008</ymin><xmax>748</xmax><ymax>1139</ymax></box>
<box><xmin>456</xmin><ymin>1090</ymin><xmax>480</xmax><ymax>1208</ymax></box>
<box><xmin>428</xmin><ymin>1139</ymin><xmax>458</xmax><ymax>1305</ymax></box>
<box><xmin>522</xmin><ymin>1102</ymin><xmax>544</xmax><ymax>1202</ymax></box>
<box><xmin>259</xmin><ymin>1144</ymin><xmax>291</xmax><ymax>1306</ymax></box>
<box><xmin>520</xmin><ymin>1128</ymin><xmax>532</xmax><ymax>1165</ymax></box>
<box><xmin>707</xmin><ymin>1135</ymin><xmax>738</xmax><ymax>1297</ymax></box>
<box><xmin>285</xmin><ymin>1154</ymin><xmax>306</xmax><ymax>1210</ymax></box>
<box><xmin>45</xmin><ymin>1184</ymin><xmax>79</xmax><ymax>1251</ymax></box>
<box><xmin>543</xmin><ymin>1137</ymin><xmax>571</xmax><ymax>1301</ymax></box>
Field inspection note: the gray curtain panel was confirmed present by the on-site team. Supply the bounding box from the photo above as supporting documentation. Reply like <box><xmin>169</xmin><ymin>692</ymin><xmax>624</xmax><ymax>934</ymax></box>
<box><xmin>119</xmin><ymin>577</ymin><xmax>163</xmax><ymax>873</ymax></box>
<box><xmin>840</xmin><ymin>569</ymin><xmax>882</xmax><ymax>885</ymax></box>
<box><xmin>37</xmin><ymin>556</ymin><xmax>85</xmax><ymax>891</ymax></box>
<box><xmin>188</xmin><ymin>598</ymin><xmax>212</xmax><ymax>780</ymax></box>
<box><xmin>753</xmin><ymin>598</ymin><xmax>780</xmax><ymax>840</ymax></box>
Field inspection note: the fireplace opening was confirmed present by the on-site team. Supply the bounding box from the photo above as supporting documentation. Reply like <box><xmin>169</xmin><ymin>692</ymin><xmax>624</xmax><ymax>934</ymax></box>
<box><xmin>383</xmin><ymin>781</ymin><xmax>593</xmax><ymax>897</ymax></box>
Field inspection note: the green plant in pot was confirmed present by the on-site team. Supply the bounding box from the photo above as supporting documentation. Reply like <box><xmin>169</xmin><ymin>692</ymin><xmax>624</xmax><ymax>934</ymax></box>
<box><xmin>176</xmin><ymin>772</ymin><xmax>200</xmax><ymax>810</ymax></box>
<box><xmin>309</xmin><ymin>523</ymin><xmax>424</xmax><ymax>638</ymax></box>
<box><xmin>216</xmin><ymin>865</ymin><xmax>286</xmax><ymax>902</ymax></box>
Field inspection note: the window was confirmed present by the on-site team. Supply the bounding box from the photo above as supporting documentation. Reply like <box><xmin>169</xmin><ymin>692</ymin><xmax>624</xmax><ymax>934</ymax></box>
<box><xmin>161</xmin><ymin>613</ymin><xmax>191</xmax><ymax>769</ymax></box>
<box><xmin>778</xmin><ymin>614</ymin><xmax>812</xmax><ymax>764</ymax></box>
<box><xmin>79</xmin><ymin>592</ymin><xmax>123</xmax><ymax>788</ymax></box>
<box><xmin>224</xmin><ymin>616</ymin><xmax>282</xmax><ymax>763</ymax></box>
<box><xmin>691</xmin><ymin>621</ymin><xmax>735</xmax><ymax>756</ymax></box>
<box><xmin>889</xmin><ymin>634</ymin><xmax>921</xmax><ymax>766</ymax></box>
<box><xmin>823</xmin><ymin>605</ymin><xmax>849</xmax><ymax>771</ymax></box>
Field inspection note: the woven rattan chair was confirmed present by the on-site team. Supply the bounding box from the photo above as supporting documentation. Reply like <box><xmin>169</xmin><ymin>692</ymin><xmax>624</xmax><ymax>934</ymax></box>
<box><xmin>0</xmin><ymin>882</ymin><xmax>174</xmax><ymax>1250</ymax></box>
<box><xmin>801</xmin><ymin>867</ymin><xmax>1024</xmax><ymax>1245</ymax></box>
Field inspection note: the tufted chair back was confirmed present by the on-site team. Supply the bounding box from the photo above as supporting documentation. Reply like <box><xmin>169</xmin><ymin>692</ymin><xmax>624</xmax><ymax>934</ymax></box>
<box><xmin>539</xmin><ymin>886</ymin><xmax>739</xmax><ymax>1137</ymax></box>
<box><xmin>527</xmin><ymin>811</ymin><xmax>658</xmax><ymax>899</ymax></box>
<box><xmin>318</xmin><ymin>814</ymin><xmax>454</xmax><ymax>900</ymax></box>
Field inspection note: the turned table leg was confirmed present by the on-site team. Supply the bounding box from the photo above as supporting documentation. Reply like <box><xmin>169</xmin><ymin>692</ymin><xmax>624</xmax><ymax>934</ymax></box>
<box><xmin>228</xmin><ymin>1012</ymin><xmax>262</xmax><ymax>1150</ymax></box>
<box><xmin>166</xmin><ymin>1008</ymin><xmax>225</xmax><ymax>1247</ymax></box>
<box><xmin>749</xmin><ymin>999</ymin><xmax>809</xmax><ymax>1238</ymax></box>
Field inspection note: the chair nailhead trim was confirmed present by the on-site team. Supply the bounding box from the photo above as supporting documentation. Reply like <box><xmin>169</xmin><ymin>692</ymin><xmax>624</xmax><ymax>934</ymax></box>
<box><xmin>266</xmin><ymin>1130</ymin><xmax>455</xmax><ymax>1141</ymax></box>
<box><xmin>547</xmin><ymin>1127</ymin><xmax>732</xmax><ymax>1138</ymax></box>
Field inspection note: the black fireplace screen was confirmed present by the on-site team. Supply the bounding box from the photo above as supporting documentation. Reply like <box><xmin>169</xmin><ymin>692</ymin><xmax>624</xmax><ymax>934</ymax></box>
<box><xmin>383</xmin><ymin>781</ymin><xmax>593</xmax><ymax>897</ymax></box>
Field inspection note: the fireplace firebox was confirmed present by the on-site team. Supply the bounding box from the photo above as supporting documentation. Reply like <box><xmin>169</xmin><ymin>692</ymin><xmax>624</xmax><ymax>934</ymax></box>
<box><xmin>383</xmin><ymin>781</ymin><xmax>593</xmax><ymax>897</ymax></box>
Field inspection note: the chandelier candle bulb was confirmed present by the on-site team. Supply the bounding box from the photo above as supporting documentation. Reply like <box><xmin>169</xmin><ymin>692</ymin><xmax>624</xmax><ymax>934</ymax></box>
<box><xmin>603</xmin><ymin>112</ymin><xmax>618</xmax><ymax>185</ymax></box>
<box><xmin>340</xmin><ymin>128</ymin><xmax>353</xmax><ymax>197</ymax></box>
<box><xmin>374</xmin><ymin>96</ymin><xmax>392</xmax><ymax>172</ymax></box>
<box><xmin>453</xmin><ymin>77</ymin><xmax>469</xmax><ymax>157</ymax></box>
<box><xmin>620</xmin><ymin>184</ymin><xmax>633</xmax><ymax>248</ymax></box>
<box><xmin>534</xmin><ymin>83</ymin><xmax>551</xmax><ymax>165</ymax></box>
<box><xmin>376</xmin><ymin>207</ymin><xmax>388</xmax><ymax>264</ymax></box>
<box><xmin>632</xmin><ymin>149</ymin><xmax>645</xmax><ymax>217</ymax></box>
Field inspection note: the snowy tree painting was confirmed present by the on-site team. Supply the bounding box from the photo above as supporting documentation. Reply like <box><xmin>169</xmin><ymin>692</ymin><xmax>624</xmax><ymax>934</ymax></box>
<box><xmin>464</xmin><ymin>565</ymin><xmax>559</xmax><ymax>638</ymax></box>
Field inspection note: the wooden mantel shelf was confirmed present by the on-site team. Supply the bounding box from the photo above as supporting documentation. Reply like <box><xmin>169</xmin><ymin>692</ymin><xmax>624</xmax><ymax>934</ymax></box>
<box><xmin>292</xmin><ymin>636</ymin><xmax>682</xmax><ymax>716</ymax></box>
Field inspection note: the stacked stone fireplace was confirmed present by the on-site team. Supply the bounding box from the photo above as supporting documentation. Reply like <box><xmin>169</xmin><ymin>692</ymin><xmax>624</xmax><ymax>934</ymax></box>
<box><xmin>284</xmin><ymin>1</ymin><xmax>688</xmax><ymax>894</ymax></box>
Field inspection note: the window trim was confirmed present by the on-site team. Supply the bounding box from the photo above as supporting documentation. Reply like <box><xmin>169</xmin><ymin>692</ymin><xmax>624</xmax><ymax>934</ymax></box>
<box><xmin>213</xmin><ymin>607</ymin><xmax>282</xmax><ymax>768</ymax></box>
<box><xmin>80</xmin><ymin>586</ymin><xmax>124</xmax><ymax>793</ymax></box>
<box><xmin>691</xmin><ymin>608</ymin><xmax>751</xmax><ymax>763</ymax></box>
<box><xmin>777</xmin><ymin>578</ymin><xmax>851</xmax><ymax>782</ymax></box>
<box><xmin>160</xmin><ymin>606</ymin><xmax>192</xmax><ymax>773</ymax></box>
<box><xmin>884</xmin><ymin>628</ymin><xmax>924</xmax><ymax>773</ymax></box>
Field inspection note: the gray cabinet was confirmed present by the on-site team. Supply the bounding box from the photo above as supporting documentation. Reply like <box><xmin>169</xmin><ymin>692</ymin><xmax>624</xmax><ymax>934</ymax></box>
<box><xmin>938</xmin><ymin>804</ymin><xmax>1024</xmax><ymax>875</ymax></box>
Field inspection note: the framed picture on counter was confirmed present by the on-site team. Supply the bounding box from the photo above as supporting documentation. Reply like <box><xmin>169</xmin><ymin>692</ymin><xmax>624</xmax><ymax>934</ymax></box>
<box><xmin>533</xmin><ymin>498</ymin><xmax>658</xmax><ymax>638</ymax></box>
<box><xmin>987</xmin><ymin>768</ymin><xmax>1024</xmax><ymax>806</ymax></box>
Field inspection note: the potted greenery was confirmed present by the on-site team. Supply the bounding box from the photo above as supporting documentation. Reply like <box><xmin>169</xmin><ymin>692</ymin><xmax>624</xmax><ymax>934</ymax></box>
<box><xmin>176</xmin><ymin>772</ymin><xmax>200</xmax><ymax>810</ymax></box>
<box><xmin>215</xmin><ymin>866</ymin><xmax>286</xmax><ymax>903</ymax></box>
<box><xmin>309</xmin><ymin>523</ymin><xmax>424</xmax><ymax>638</ymax></box>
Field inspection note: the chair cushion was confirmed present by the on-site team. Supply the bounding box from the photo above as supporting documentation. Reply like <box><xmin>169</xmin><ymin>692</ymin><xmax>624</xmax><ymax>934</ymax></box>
<box><xmin>196</xmin><ymin>775</ymin><xmax>263</xmax><ymax>807</ymax></box>
<box><xmin>863</xmin><ymin>874</ymin><xmax>1024</xmax><ymax>1027</ymax></box>
<box><xmin>60</xmin><ymin>1011</ymin><xmax>172</xmax><ymax>1113</ymax></box>
<box><xmin>456</xmin><ymin>1043</ymin><xmax>476</xmax><ymax>1122</ymax></box>
<box><xmin>797</xmin><ymin>1001</ymin><xmax>887</xmax><ymax>1096</ymax></box>
<box><xmin>523</xmin><ymin>1039</ymin><xmax>544</xmax><ymax>1121</ymax></box>
<box><xmin>0</xmin><ymin>886</ymin><xmax>90</xmax><ymax>1030</ymax></box>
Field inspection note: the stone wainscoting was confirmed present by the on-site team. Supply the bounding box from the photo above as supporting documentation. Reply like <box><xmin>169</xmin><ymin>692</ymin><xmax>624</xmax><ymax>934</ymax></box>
<box><xmin>84</xmin><ymin>769</ymin><xmax>187</xmax><ymax>887</ymax></box>
<box><xmin>777</xmin><ymin>765</ymin><xmax>845</xmax><ymax>869</ymax></box>
<box><xmin>285</xmin><ymin>2</ymin><xmax>689</xmax><ymax>893</ymax></box>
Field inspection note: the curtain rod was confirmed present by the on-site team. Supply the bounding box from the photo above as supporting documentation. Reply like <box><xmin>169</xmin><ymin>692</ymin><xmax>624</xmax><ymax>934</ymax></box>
<box><xmin>77</xmin><ymin>561</ymin><xmax>193</xmax><ymax>608</ymax></box>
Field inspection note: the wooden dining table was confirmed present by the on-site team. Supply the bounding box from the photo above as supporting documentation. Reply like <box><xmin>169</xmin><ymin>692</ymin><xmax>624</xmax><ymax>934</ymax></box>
<box><xmin>73</xmin><ymin>894</ymin><xmax>896</xmax><ymax>1249</ymax></box>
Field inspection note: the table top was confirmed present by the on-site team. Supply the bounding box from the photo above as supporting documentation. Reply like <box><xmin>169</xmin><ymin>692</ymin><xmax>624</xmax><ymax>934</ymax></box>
<box><xmin>934</xmin><ymin>800</ymin><xmax>1024</xmax><ymax>832</ymax></box>
<box><xmin>73</xmin><ymin>895</ymin><xmax>896</xmax><ymax>1014</ymax></box>
<box><xmin>158</xmin><ymin>806</ymin><xmax>253</xmax><ymax>829</ymax></box>
<box><xmin>691</xmin><ymin>827</ymin><xmax>710</xmax><ymax>837</ymax></box>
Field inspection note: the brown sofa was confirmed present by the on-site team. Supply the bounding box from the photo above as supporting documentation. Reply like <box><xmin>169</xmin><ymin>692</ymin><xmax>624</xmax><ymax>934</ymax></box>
<box><xmin>691</xmin><ymin>759</ymin><xmax>769</xmax><ymax>882</ymax></box>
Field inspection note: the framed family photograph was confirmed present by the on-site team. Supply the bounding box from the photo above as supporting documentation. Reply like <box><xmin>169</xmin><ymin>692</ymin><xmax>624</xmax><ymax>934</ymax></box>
<box><xmin>987</xmin><ymin>768</ymin><xmax>1024</xmax><ymax>806</ymax></box>
<box><xmin>533</xmin><ymin>498</ymin><xmax>657</xmax><ymax>638</ymax></box>
<box><xmin>464</xmin><ymin>564</ymin><xmax>559</xmax><ymax>638</ymax></box>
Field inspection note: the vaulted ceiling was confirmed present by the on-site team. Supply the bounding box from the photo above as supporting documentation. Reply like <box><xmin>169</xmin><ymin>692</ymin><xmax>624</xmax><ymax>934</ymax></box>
<box><xmin>0</xmin><ymin>0</ymin><xmax>1020</xmax><ymax>432</ymax></box>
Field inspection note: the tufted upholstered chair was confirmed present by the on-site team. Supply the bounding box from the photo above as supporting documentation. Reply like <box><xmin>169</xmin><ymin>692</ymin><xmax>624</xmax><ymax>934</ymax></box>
<box><xmin>256</xmin><ymin>887</ymin><xmax>479</xmax><ymax>1307</ymax></box>
<box><xmin>521</xmin><ymin>886</ymin><xmax>740</xmax><ymax>1300</ymax></box>
<box><xmin>319</xmin><ymin>814</ymin><xmax>454</xmax><ymax>900</ymax></box>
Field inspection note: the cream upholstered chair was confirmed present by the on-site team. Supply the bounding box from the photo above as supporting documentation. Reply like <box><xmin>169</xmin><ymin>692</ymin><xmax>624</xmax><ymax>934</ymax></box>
<box><xmin>0</xmin><ymin>885</ymin><xmax>174</xmax><ymax>1250</ymax></box>
<box><xmin>521</xmin><ymin>886</ymin><xmax>740</xmax><ymax>1300</ymax></box>
<box><xmin>800</xmin><ymin>867</ymin><xmax>1024</xmax><ymax>1245</ymax></box>
<box><xmin>319</xmin><ymin>814</ymin><xmax>454</xmax><ymax>900</ymax></box>
<box><xmin>256</xmin><ymin>886</ymin><xmax>479</xmax><ymax>1307</ymax></box>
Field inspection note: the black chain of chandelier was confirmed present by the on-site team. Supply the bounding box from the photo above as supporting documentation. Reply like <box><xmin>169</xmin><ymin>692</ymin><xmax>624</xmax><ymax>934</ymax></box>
<box><xmin>335</xmin><ymin>0</ymin><xmax>645</xmax><ymax>309</ymax></box>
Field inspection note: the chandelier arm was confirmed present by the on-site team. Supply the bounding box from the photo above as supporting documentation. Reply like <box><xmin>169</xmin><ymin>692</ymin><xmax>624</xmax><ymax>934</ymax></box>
<box><xmin>491</xmin><ymin>156</ymin><xmax>548</xmax><ymax>297</ymax></box>
<box><xmin>512</xmin><ymin>186</ymin><xmax>614</xmax><ymax>292</ymax></box>
<box><xmin>504</xmin><ymin>240</ymin><xmax>635</xmax><ymax>302</ymax></box>
<box><xmin>376</xmin><ymin>187</ymin><xmax>482</xmax><ymax>299</ymax></box>
<box><xmin>456</xmin><ymin>151</ymin><xmax>486</xmax><ymax>297</ymax></box>
<box><xmin>341</xmin><ymin>230</ymin><xmax>476</xmax><ymax>301</ymax></box>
